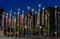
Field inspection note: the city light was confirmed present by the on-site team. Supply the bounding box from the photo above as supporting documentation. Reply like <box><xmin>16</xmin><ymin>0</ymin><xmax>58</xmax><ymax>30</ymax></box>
<box><xmin>38</xmin><ymin>4</ymin><xmax>41</xmax><ymax>7</ymax></box>
<box><xmin>0</xmin><ymin>5</ymin><xmax>59</xmax><ymax>37</ymax></box>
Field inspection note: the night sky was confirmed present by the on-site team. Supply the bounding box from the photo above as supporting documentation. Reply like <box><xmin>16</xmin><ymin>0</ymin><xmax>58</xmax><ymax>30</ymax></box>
<box><xmin>0</xmin><ymin>0</ymin><xmax>60</xmax><ymax>15</ymax></box>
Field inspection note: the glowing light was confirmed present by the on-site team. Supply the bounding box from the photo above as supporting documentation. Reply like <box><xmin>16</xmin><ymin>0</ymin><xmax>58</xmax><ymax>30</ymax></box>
<box><xmin>32</xmin><ymin>9</ymin><xmax>34</xmax><ymax>11</ymax></box>
<box><xmin>22</xmin><ymin>10</ymin><xmax>24</xmax><ymax>13</ymax></box>
<box><xmin>35</xmin><ymin>11</ymin><xmax>37</xmax><ymax>14</ymax></box>
<box><xmin>18</xmin><ymin>9</ymin><xmax>20</xmax><ymax>11</ymax></box>
<box><xmin>28</xmin><ymin>6</ymin><xmax>30</xmax><ymax>10</ymax></box>
<box><xmin>43</xmin><ymin>7</ymin><xmax>45</xmax><ymax>10</ymax></box>
<box><xmin>38</xmin><ymin>4</ymin><xmax>41</xmax><ymax>7</ymax></box>
<box><xmin>55</xmin><ymin>5</ymin><xmax>57</xmax><ymax>8</ymax></box>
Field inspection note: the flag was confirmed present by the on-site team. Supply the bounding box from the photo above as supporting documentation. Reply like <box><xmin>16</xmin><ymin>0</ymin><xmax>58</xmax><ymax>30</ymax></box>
<box><xmin>37</xmin><ymin>9</ymin><xmax>40</xmax><ymax>27</ymax></box>
<box><xmin>42</xmin><ymin>11</ymin><xmax>44</xmax><ymax>26</ymax></box>
<box><xmin>22</xmin><ymin>13</ymin><xmax>24</xmax><ymax>27</ymax></box>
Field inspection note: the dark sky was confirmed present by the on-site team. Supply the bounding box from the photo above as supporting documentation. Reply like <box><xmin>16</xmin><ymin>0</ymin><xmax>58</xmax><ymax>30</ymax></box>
<box><xmin>0</xmin><ymin>0</ymin><xmax>60</xmax><ymax>15</ymax></box>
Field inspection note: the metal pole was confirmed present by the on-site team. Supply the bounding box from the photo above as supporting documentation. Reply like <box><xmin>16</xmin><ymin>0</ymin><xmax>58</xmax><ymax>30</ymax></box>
<box><xmin>35</xmin><ymin>11</ymin><xmax>37</xmax><ymax>36</ymax></box>
<box><xmin>27</xmin><ymin>6</ymin><xmax>30</xmax><ymax>37</ymax></box>
<box><xmin>47</xmin><ymin>13</ymin><xmax>50</xmax><ymax>37</ymax></box>
<box><xmin>55</xmin><ymin>5</ymin><xmax>57</xmax><ymax>37</ymax></box>
<box><xmin>38</xmin><ymin>4</ymin><xmax>41</xmax><ymax>37</ymax></box>
<box><xmin>31</xmin><ymin>9</ymin><xmax>34</xmax><ymax>36</ymax></box>
<box><xmin>42</xmin><ymin>7</ymin><xmax>45</xmax><ymax>37</ymax></box>
<box><xmin>9</xmin><ymin>11</ymin><xmax>12</xmax><ymax>37</ymax></box>
<box><xmin>17</xmin><ymin>9</ymin><xmax>20</xmax><ymax>37</ymax></box>
<box><xmin>6</xmin><ymin>13</ymin><xmax>8</xmax><ymax>36</ymax></box>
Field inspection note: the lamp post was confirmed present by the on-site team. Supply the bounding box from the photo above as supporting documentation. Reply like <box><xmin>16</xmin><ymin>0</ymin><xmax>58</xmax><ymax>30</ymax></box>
<box><xmin>38</xmin><ymin>4</ymin><xmax>41</xmax><ymax>37</ymax></box>
<box><xmin>17</xmin><ymin>9</ymin><xmax>20</xmax><ymax>37</ymax></box>
<box><xmin>55</xmin><ymin>5</ymin><xmax>58</xmax><ymax>37</ymax></box>
<box><xmin>13</xmin><ymin>12</ymin><xmax>16</xmax><ymax>37</ymax></box>
<box><xmin>57</xmin><ymin>11</ymin><xmax>60</xmax><ymax>37</ymax></box>
<box><xmin>24</xmin><ymin>15</ymin><xmax>27</xmax><ymax>37</ymax></box>
<box><xmin>27</xmin><ymin>6</ymin><xmax>30</xmax><ymax>37</ymax></box>
<box><xmin>31</xmin><ymin>9</ymin><xmax>34</xmax><ymax>36</ymax></box>
<box><xmin>6</xmin><ymin>13</ymin><xmax>8</xmax><ymax>36</ymax></box>
<box><xmin>35</xmin><ymin>11</ymin><xmax>37</xmax><ymax>36</ymax></box>
<box><xmin>9</xmin><ymin>10</ymin><xmax>12</xmax><ymax>37</ymax></box>
<box><xmin>42</xmin><ymin>7</ymin><xmax>45</xmax><ymax>36</ymax></box>
<box><xmin>47</xmin><ymin>12</ymin><xmax>50</xmax><ymax>37</ymax></box>
<box><xmin>21</xmin><ymin>10</ymin><xmax>24</xmax><ymax>37</ymax></box>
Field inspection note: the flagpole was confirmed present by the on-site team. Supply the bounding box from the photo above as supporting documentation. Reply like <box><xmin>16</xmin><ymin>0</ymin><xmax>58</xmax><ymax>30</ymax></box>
<box><xmin>55</xmin><ymin>5</ymin><xmax>58</xmax><ymax>37</ymax></box>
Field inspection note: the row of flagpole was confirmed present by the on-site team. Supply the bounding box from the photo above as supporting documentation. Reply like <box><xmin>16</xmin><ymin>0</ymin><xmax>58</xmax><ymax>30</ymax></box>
<box><xmin>2</xmin><ymin>4</ymin><xmax>58</xmax><ymax>37</ymax></box>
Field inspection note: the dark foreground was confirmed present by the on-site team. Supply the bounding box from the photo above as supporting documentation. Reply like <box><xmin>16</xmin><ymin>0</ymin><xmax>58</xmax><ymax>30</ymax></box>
<box><xmin>0</xmin><ymin>37</ymin><xmax>60</xmax><ymax>39</ymax></box>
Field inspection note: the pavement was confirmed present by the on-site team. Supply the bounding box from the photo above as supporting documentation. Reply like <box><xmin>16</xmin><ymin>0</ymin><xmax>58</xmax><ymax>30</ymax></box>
<box><xmin>0</xmin><ymin>36</ymin><xmax>60</xmax><ymax>39</ymax></box>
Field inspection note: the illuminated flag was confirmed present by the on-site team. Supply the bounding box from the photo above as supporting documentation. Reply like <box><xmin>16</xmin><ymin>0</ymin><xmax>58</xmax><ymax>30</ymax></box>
<box><xmin>42</xmin><ymin>10</ymin><xmax>44</xmax><ymax>26</ymax></box>
<box><xmin>37</xmin><ymin>8</ymin><xmax>40</xmax><ymax>28</ymax></box>
<box><xmin>37</xmin><ymin>13</ymin><xmax>40</xmax><ymax>25</ymax></box>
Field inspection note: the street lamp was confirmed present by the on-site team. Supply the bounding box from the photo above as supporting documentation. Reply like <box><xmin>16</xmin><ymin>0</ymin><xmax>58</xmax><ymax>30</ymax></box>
<box><xmin>42</xmin><ymin>7</ymin><xmax>45</xmax><ymax>37</ymax></box>
<box><xmin>27</xmin><ymin>6</ymin><xmax>30</xmax><ymax>10</ymax></box>
<box><xmin>55</xmin><ymin>5</ymin><xmax>58</xmax><ymax>37</ymax></box>
<box><xmin>6</xmin><ymin>13</ymin><xmax>8</xmax><ymax>35</ymax></box>
<box><xmin>31</xmin><ymin>9</ymin><xmax>34</xmax><ymax>36</ymax></box>
<box><xmin>17</xmin><ymin>9</ymin><xmax>20</xmax><ymax>37</ymax></box>
<box><xmin>38</xmin><ymin>4</ymin><xmax>41</xmax><ymax>8</ymax></box>
<box><xmin>9</xmin><ymin>10</ymin><xmax>12</xmax><ymax>36</ymax></box>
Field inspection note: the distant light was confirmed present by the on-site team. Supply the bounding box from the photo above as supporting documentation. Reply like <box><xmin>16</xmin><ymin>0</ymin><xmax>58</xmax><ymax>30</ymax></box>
<box><xmin>40</xmin><ymin>26</ymin><xmax>42</xmax><ymax>28</ymax></box>
<box><xmin>35</xmin><ymin>11</ymin><xmax>37</xmax><ymax>14</ymax></box>
<box><xmin>38</xmin><ymin>4</ymin><xmax>41</xmax><ymax>7</ymax></box>
<box><xmin>10</xmin><ymin>10</ymin><xmax>12</xmax><ymax>13</ymax></box>
<box><xmin>10</xmin><ymin>13</ymin><xmax>12</xmax><ymax>16</ymax></box>
<box><xmin>6</xmin><ymin>13</ymin><xmax>8</xmax><ymax>15</ymax></box>
<box><xmin>44</xmin><ymin>33</ymin><xmax>46</xmax><ymax>35</ymax></box>
<box><xmin>54</xmin><ymin>32</ymin><xmax>57</xmax><ymax>34</ymax></box>
<box><xmin>18</xmin><ymin>12</ymin><xmax>19</xmax><ymax>15</ymax></box>
<box><xmin>32</xmin><ymin>9</ymin><xmax>34</xmax><ymax>11</ymax></box>
<box><xmin>18</xmin><ymin>9</ymin><xmax>20</xmax><ymax>11</ymax></box>
<box><xmin>25</xmin><ymin>26</ymin><xmax>27</xmax><ymax>28</ymax></box>
<box><xmin>45</xmin><ymin>10</ymin><xmax>48</xmax><ymax>12</ymax></box>
<box><xmin>58</xmin><ymin>12</ymin><xmax>60</xmax><ymax>14</ymax></box>
<box><xmin>14</xmin><ymin>12</ymin><xmax>16</xmax><ymax>14</ymax></box>
<box><xmin>55</xmin><ymin>5</ymin><xmax>57</xmax><ymax>8</ymax></box>
<box><xmin>22</xmin><ymin>10</ymin><xmax>24</xmax><ymax>13</ymax></box>
<box><xmin>43</xmin><ymin>7</ymin><xmax>45</xmax><ymax>10</ymax></box>
<box><xmin>28</xmin><ymin>6</ymin><xmax>30</xmax><ymax>10</ymax></box>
